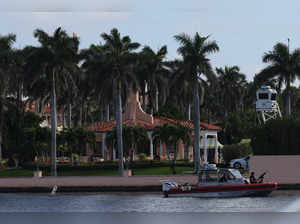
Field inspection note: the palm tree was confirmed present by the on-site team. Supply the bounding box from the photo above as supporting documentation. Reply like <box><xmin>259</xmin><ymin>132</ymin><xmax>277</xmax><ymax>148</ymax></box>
<box><xmin>25</xmin><ymin>27</ymin><xmax>79</xmax><ymax>176</ymax></box>
<box><xmin>174</xmin><ymin>32</ymin><xmax>219</xmax><ymax>173</ymax></box>
<box><xmin>216</xmin><ymin>66</ymin><xmax>247</xmax><ymax>116</ymax></box>
<box><xmin>101</xmin><ymin>28</ymin><xmax>140</xmax><ymax>176</ymax></box>
<box><xmin>0</xmin><ymin>34</ymin><xmax>16</xmax><ymax>162</ymax></box>
<box><xmin>80</xmin><ymin>44</ymin><xmax>113</xmax><ymax>123</ymax></box>
<box><xmin>138</xmin><ymin>45</ymin><xmax>168</xmax><ymax>113</ymax></box>
<box><xmin>257</xmin><ymin>42</ymin><xmax>300</xmax><ymax>116</ymax></box>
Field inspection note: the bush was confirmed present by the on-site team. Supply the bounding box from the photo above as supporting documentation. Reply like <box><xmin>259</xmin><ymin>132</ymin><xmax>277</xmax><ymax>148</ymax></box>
<box><xmin>21</xmin><ymin>160</ymin><xmax>194</xmax><ymax>175</ymax></box>
<box><xmin>222</xmin><ymin>143</ymin><xmax>252</xmax><ymax>164</ymax></box>
<box><xmin>138</xmin><ymin>153</ymin><xmax>147</xmax><ymax>161</ymax></box>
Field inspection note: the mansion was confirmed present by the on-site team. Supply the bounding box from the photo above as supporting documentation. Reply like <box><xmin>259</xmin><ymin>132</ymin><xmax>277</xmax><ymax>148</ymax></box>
<box><xmin>87</xmin><ymin>90</ymin><xmax>223</xmax><ymax>163</ymax></box>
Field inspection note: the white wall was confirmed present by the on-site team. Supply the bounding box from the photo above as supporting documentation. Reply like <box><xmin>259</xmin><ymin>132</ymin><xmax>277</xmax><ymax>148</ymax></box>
<box><xmin>250</xmin><ymin>155</ymin><xmax>300</xmax><ymax>184</ymax></box>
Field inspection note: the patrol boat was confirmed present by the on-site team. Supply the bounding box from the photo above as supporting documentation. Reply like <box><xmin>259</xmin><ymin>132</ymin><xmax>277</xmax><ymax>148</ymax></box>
<box><xmin>161</xmin><ymin>165</ymin><xmax>277</xmax><ymax>198</ymax></box>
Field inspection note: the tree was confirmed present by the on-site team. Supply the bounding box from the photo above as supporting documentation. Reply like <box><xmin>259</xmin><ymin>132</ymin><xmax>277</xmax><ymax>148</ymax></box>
<box><xmin>25</xmin><ymin>27</ymin><xmax>79</xmax><ymax>176</ymax></box>
<box><xmin>4</xmin><ymin>110</ymin><xmax>50</xmax><ymax>165</ymax></box>
<box><xmin>0</xmin><ymin>33</ymin><xmax>16</xmax><ymax>163</ymax></box>
<box><xmin>153</xmin><ymin>124</ymin><xmax>191</xmax><ymax>174</ymax></box>
<box><xmin>58</xmin><ymin>127</ymin><xmax>95</xmax><ymax>165</ymax></box>
<box><xmin>80</xmin><ymin>44</ymin><xmax>113</xmax><ymax>123</ymax></box>
<box><xmin>100</xmin><ymin>28</ymin><xmax>140</xmax><ymax>176</ymax></box>
<box><xmin>257</xmin><ymin>42</ymin><xmax>300</xmax><ymax>116</ymax></box>
<box><xmin>106</xmin><ymin>126</ymin><xmax>148</xmax><ymax>165</ymax></box>
<box><xmin>216</xmin><ymin>66</ymin><xmax>247</xmax><ymax>116</ymax></box>
<box><xmin>166</xmin><ymin>59</ymin><xmax>195</xmax><ymax>120</ymax></box>
<box><xmin>174</xmin><ymin>32</ymin><xmax>219</xmax><ymax>173</ymax></box>
<box><xmin>138</xmin><ymin>45</ymin><xmax>168</xmax><ymax>113</ymax></box>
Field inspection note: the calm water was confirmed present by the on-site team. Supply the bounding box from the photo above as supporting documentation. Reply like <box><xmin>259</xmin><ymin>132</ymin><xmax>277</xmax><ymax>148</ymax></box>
<box><xmin>0</xmin><ymin>192</ymin><xmax>299</xmax><ymax>212</ymax></box>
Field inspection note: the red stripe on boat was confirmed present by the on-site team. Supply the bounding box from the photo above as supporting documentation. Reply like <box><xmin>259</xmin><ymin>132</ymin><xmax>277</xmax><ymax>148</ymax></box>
<box><xmin>167</xmin><ymin>183</ymin><xmax>278</xmax><ymax>195</ymax></box>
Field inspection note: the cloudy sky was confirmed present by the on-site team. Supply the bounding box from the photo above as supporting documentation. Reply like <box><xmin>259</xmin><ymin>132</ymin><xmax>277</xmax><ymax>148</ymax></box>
<box><xmin>2</xmin><ymin>0</ymin><xmax>300</xmax><ymax>82</ymax></box>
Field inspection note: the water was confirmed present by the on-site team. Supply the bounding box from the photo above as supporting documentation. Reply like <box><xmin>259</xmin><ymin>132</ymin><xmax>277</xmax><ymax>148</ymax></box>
<box><xmin>0</xmin><ymin>191</ymin><xmax>299</xmax><ymax>212</ymax></box>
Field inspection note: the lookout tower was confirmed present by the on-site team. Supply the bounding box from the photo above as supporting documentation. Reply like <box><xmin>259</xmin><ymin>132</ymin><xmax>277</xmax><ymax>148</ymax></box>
<box><xmin>256</xmin><ymin>85</ymin><xmax>282</xmax><ymax>124</ymax></box>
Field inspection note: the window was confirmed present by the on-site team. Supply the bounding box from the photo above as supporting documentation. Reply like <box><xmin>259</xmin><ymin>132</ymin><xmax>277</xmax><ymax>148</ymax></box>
<box><xmin>271</xmin><ymin>93</ymin><xmax>277</xmax><ymax>100</ymax></box>
<box><xmin>258</xmin><ymin>93</ymin><xmax>269</xmax><ymax>100</ymax></box>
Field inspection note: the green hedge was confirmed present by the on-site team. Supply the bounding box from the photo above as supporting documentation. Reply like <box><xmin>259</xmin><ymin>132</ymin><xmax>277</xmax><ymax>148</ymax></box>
<box><xmin>222</xmin><ymin>143</ymin><xmax>252</xmax><ymax>164</ymax></box>
<box><xmin>22</xmin><ymin>160</ymin><xmax>194</xmax><ymax>173</ymax></box>
<box><xmin>251</xmin><ymin>118</ymin><xmax>300</xmax><ymax>155</ymax></box>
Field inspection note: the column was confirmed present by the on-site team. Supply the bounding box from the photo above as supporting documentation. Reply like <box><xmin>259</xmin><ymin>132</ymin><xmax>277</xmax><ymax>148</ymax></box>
<box><xmin>112</xmin><ymin>143</ymin><xmax>116</xmax><ymax>161</ymax></box>
<box><xmin>101</xmin><ymin>133</ymin><xmax>107</xmax><ymax>160</ymax></box>
<box><xmin>147</xmin><ymin>131</ymin><xmax>154</xmax><ymax>159</ymax></box>
<box><xmin>188</xmin><ymin>145</ymin><xmax>193</xmax><ymax>161</ymax></box>
<box><xmin>131</xmin><ymin>150</ymin><xmax>135</xmax><ymax>161</ymax></box>
<box><xmin>214</xmin><ymin>134</ymin><xmax>219</xmax><ymax>164</ymax></box>
<box><xmin>204</xmin><ymin>134</ymin><xmax>208</xmax><ymax>164</ymax></box>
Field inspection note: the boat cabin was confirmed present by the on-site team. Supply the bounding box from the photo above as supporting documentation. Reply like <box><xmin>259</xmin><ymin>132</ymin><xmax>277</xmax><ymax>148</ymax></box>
<box><xmin>198</xmin><ymin>167</ymin><xmax>245</xmax><ymax>186</ymax></box>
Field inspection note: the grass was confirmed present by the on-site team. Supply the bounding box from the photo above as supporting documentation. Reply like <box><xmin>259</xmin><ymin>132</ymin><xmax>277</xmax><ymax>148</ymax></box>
<box><xmin>0</xmin><ymin>166</ymin><xmax>193</xmax><ymax>177</ymax></box>
<box><xmin>0</xmin><ymin>168</ymin><xmax>33</xmax><ymax>177</ymax></box>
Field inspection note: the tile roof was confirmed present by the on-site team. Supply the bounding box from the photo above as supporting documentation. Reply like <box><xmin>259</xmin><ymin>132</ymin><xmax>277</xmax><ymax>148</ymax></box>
<box><xmin>154</xmin><ymin>117</ymin><xmax>221</xmax><ymax>131</ymax></box>
<box><xmin>87</xmin><ymin>117</ymin><xmax>221</xmax><ymax>132</ymax></box>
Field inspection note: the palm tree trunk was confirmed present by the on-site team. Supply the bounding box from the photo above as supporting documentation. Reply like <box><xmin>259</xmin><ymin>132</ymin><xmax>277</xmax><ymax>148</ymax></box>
<box><xmin>286</xmin><ymin>80</ymin><xmax>291</xmax><ymax>116</ymax></box>
<box><xmin>184</xmin><ymin>144</ymin><xmax>189</xmax><ymax>160</ymax></box>
<box><xmin>106</xmin><ymin>104</ymin><xmax>110</xmax><ymax>121</ymax></box>
<box><xmin>84</xmin><ymin>102</ymin><xmax>88</xmax><ymax>125</ymax></box>
<box><xmin>0</xmin><ymin>96</ymin><xmax>3</xmax><ymax>163</ymax></box>
<box><xmin>142</xmin><ymin>90</ymin><xmax>146</xmax><ymax>111</ymax></box>
<box><xmin>155</xmin><ymin>87</ymin><xmax>159</xmax><ymax>112</ymax></box>
<box><xmin>62</xmin><ymin>109</ymin><xmax>65</xmax><ymax>129</ymax></box>
<box><xmin>187</xmin><ymin>103</ymin><xmax>191</xmax><ymax>120</ymax></box>
<box><xmin>172</xmin><ymin>144</ymin><xmax>177</xmax><ymax>175</ymax></box>
<box><xmin>79</xmin><ymin>100</ymin><xmax>83</xmax><ymax>126</ymax></box>
<box><xmin>50</xmin><ymin>72</ymin><xmax>57</xmax><ymax>177</ymax></box>
<box><xmin>193</xmin><ymin>83</ymin><xmax>200</xmax><ymax>173</ymax></box>
<box><xmin>98</xmin><ymin>100</ymin><xmax>102</xmax><ymax>121</ymax></box>
<box><xmin>116</xmin><ymin>81</ymin><xmax>124</xmax><ymax>176</ymax></box>
<box><xmin>67</xmin><ymin>102</ymin><xmax>72</xmax><ymax>128</ymax></box>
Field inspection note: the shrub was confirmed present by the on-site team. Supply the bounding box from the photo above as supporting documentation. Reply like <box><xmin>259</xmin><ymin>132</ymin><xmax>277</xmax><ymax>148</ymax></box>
<box><xmin>222</xmin><ymin>143</ymin><xmax>252</xmax><ymax>164</ymax></box>
<box><xmin>138</xmin><ymin>153</ymin><xmax>147</xmax><ymax>161</ymax></box>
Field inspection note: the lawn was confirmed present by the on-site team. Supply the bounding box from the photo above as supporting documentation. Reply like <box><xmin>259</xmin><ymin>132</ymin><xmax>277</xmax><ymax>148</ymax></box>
<box><xmin>0</xmin><ymin>166</ymin><xmax>193</xmax><ymax>177</ymax></box>
<box><xmin>133</xmin><ymin>166</ymin><xmax>194</xmax><ymax>175</ymax></box>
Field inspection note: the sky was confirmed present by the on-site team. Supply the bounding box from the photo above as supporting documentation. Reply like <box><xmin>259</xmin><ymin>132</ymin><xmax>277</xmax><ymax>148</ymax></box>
<box><xmin>2</xmin><ymin>0</ymin><xmax>300</xmax><ymax>82</ymax></box>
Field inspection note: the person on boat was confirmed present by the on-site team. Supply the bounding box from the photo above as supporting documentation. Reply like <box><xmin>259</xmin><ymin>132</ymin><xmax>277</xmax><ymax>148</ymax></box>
<box><xmin>219</xmin><ymin>173</ymin><xmax>228</xmax><ymax>182</ymax></box>
<box><xmin>257</xmin><ymin>172</ymin><xmax>266</xmax><ymax>183</ymax></box>
<box><xmin>250</xmin><ymin>172</ymin><xmax>257</xmax><ymax>184</ymax></box>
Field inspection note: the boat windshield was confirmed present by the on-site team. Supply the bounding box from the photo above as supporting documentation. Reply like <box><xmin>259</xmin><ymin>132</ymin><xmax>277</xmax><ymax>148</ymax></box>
<box><xmin>198</xmin><ymin>168</ymin><xmax>244</xmax><ymax>184</ymax></box>
<box><xmin>198</xmin><ymin>170</ymin><xmax>219</xmax><ymax>183</ymax></box>
<box><xmin>229</xmin><ymin>169</ymin><xmax>243</xmax><ymax>179</ymax></box>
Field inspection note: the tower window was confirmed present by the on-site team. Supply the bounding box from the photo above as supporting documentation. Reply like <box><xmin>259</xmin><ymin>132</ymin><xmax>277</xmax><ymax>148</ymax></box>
<box><xmin>271</xmin><ymin>93</ymin><xmax>276</xmax><ymax>100</ymax></box>
<box><xmin>258</xmin><ymin>93</ymin><xmax>269</xmax><ymax>100</ymax></box>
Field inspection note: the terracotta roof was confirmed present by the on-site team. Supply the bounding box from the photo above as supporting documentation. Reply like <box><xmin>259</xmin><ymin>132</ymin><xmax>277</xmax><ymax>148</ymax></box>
<box><xmin>43</xmin><ymin>106</ymin><xmax>64</xmax><ymax>114</ymax></box>
<box><xmin>87</xmin><ymin>119</ymin><xmax>155</xmax><ymax>132</ymax></box>
<box><xmin>87</xmin><ymin>117</ymin><xmax>221</xmax><ymax>132</ymax></box>
<box><xmin>154</xmin><ymin>117</ymin><xmax>221</xmax><ymax>131</ymax></box>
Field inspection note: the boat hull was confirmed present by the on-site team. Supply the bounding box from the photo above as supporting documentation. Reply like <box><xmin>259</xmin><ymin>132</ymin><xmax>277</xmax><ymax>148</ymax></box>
<box><xmin>164</xmin><ymin>182</ymin><xmax>278</xmax><ymax>198</ymax></box>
